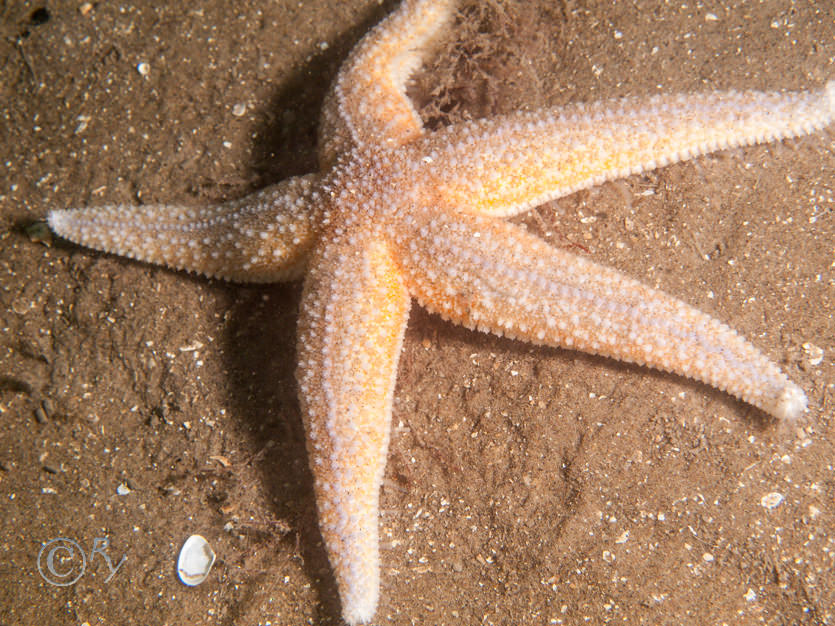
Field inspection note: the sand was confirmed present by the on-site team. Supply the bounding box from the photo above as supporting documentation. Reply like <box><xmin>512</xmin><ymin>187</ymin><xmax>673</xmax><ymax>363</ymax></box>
<box><xmin>1</xmin><ymin>1</ymin><xmax>833</xmax><ymax>624</ymax></box>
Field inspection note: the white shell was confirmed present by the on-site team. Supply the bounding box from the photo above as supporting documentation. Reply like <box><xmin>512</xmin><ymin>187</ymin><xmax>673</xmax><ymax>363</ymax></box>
<box><xmin>177</xmin><ymin>534</ymin><xmax>216</xmax><ymax>586</ymax></box>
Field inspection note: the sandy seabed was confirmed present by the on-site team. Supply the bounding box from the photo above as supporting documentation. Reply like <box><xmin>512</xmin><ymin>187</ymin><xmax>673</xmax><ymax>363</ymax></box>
<box><xmin>1</xmin><ymin>1</ymin><xmax>833</xmax><ymax>624</ymax></box>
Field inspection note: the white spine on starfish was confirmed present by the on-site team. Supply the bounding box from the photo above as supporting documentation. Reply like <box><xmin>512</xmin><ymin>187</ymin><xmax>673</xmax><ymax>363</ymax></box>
<box><xmin>415</xmin><ymin>81</ymin><xmax>835</xmax><ymax>217</ymax></box>
<box><xmin>47</xmin><ymin>175</ymin><xmax>322</xmax><ymax>282</ymax></box>
<box><xmin>391</xmin><ymin>205</ymin><xmax>807</xmax><ymax>421</ymax></box>
<box><xmin>296</xmin><ymin>233</ymin><xmax>411</xmax><ymax>625</ymax></box>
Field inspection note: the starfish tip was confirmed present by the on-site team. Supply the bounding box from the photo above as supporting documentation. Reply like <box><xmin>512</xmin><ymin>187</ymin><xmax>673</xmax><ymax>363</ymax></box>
<box><xmin>773</xmin><ymin>384</ymin><xmax>808</xmax><ymax>421</ymax></box>
<box><xmin>342</xmin><ymin>596</ymin><xmax>378</xmax><ymax>626</ymax></box>
<box><xmin>46</xmin><ymin>209</ymin><xmax>66</xmax><ymax>234</ymax></box>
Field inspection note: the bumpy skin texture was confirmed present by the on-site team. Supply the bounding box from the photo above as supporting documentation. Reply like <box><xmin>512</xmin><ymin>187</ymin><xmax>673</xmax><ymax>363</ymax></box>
<box><xmin>46</xmin><ymin>1</ymin><xmax>834</xmax><ymax>623</ymax></box>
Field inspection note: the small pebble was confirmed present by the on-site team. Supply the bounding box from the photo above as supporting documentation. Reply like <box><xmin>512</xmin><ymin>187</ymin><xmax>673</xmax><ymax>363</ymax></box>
<box><xmin>760</xmin><ymin>492</ymin><xmax>784</xmax><ymax>510</ymax></box>
<box><xmin>137</xmin><ymin>62</ymin><xmax>150</xmax><ymax>77</ymax></box>
<box><xmin>34</xmin><ymin>406</ymin><xmax>48</xmax><ymax>424</ymax></box>
<box><xmin>117</xmin><ymin>483</ymin><xmax>131</xmax><ymax>496</ymax></box>
<box><xmin>25</xmin><ymin>222</ymin><xmax>53</xmax><ymax>246</ymax></box>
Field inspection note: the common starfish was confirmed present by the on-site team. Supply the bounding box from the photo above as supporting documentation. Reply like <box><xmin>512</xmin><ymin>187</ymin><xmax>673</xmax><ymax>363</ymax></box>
<box><xmin>45</xmin><ymin>0</ymin><xmax>833</xmax><ymax>623</ymax></box>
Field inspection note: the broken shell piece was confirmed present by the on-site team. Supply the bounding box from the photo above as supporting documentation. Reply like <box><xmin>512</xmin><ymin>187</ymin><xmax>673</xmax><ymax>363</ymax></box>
<box><xmin>802</xmin><ymin>342</ymin><xmax>824</xmax><ymax>366</ymax></box>
<box><xmin>760</xmin><ymin>492</ymin><xmax>784</xmax><ymax>510</ymax></box>
<box><xmin>177</xmin><ymin>535</ymin><xmax>216</xmax><ymax>586</ymax></box>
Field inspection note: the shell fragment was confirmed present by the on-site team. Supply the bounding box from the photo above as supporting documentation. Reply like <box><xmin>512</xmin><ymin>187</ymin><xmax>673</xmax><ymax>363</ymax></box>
<box><xmin>177</xmin><ymin>534</ymin><xmax>216</xmax><ymax>586</ymax></box>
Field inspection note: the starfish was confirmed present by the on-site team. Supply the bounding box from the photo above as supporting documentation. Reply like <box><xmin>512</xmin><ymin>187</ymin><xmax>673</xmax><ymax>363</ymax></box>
<box><xmin>45</xmin><ymin>0</ymin><xmax>832</xmax><ymax>622</ymax></box>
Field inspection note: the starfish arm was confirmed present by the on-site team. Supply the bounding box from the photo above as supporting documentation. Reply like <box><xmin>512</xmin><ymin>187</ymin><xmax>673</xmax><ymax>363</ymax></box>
<box><xmin>47</xmin><ymin>174</ymin><xmax>323</xmax><ymax>283</ymax></box>
<box><xmin>391</xmin><ymin>206</ymin><xmax>807</xmax><ymax>420</ymax></box>
<box><xmin>318</xmin><ymin>0</ymin><xmax>456</xmax><ymax>168</ymax></box>
<box><xmin>414</xmin><ymin>81</ymin><xmax>835</xmax><ymax>217</ymax></box>
<box><xmin>296</xmin><ymin>234</ymin><xmax>411</xmax><ymax>625</ymax></box>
